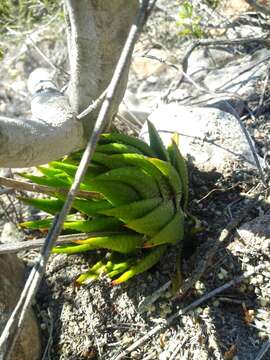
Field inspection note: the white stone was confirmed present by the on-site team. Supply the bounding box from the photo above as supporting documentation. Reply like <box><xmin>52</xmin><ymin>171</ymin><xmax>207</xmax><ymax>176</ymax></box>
<box><xmin>140</xmin><ymin>104</ymin><xmax>261</xmax><ymax>172</ymax></box>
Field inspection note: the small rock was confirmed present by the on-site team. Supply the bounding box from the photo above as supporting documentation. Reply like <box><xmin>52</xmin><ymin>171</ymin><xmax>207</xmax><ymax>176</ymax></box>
<box><xmin>238</xmin><ymin>214</ymin><xmax>270</xmax><ymax>255</ymax></box>
<box><xmin>0</xmin><ymin>254</ymin><xmax>41</xmax><ymax>360</ymax></box>
<box><xmin>1</xmin><ymin>222</ymin><xmax>24</xmax><ymax>243</ymax></box>
<box><xmin>140</xmin><ymin>104</ymin><xmax>262</xmax><ymax>173</ymax></box>
<box><xmin>0</xmin><ymin>168</ymin><xmax>12</xmax><ymax>178</ymax></box>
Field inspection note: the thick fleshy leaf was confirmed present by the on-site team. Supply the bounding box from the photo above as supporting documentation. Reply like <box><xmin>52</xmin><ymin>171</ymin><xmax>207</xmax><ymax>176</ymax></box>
<box><xmin>112</xmin><ymin>245</ymin><xmax>167</xmax><ymax>284</ymax></box>
<box><xmin>144</xmin><ymin>209</ymin><xmax>184</xmax><ymax>247</ymax></box>
<box><xmin>95</xmin><ymin>167</ymin><xmax>160</xmax><ymax>199</ymax></box>
<box><xmin>19</xmin><ymin>197</ymin><xmax>64</xmax><ymax>215</ymax></box>
<box><xmin>96</xmin><ymin>142</ymin><xmax>143</xmax><ymax>155</ymax></box>
<box><xmin>92</xmin><ymin>152</ymin><xmax>127</xmax><ymax>169</ymax></box>
<box><xmin>63</xmin><ymin>217</ymin><xmax>122</xmax><ymax>232</ymax></box>
<box><xmin>50</xmin><ymin>161</ymin><xmax>103</xmax><ymax>181</ymax></box>
<box><xmin>54</xmin><ymin>233</ymin><xmax>144</xmax><ymax>254</ymax></box>
<box><xmin>167</xmin><ymin>140</ymin><xmax>189</xmax><ymax>210</ymax></box>
<box><xmin>125</xmin><ymin>200</ymin><xmax>175</xmax><ymax>236</ymax></box>
<box><xmin>81</xmin><ymin>180</ymin><xmax>139</xmax><ymax>206</ymax></box>
<box><xmin>99</xmin><ymin>133</ymin><xmax>155</xmax><ymax>157</ymax></box>
<box><xmin>72</xmin><ymin>198</ymin><xmax>112</xmax><ymax>216</ymax></box>
<box><xmin>19</xmin><ymin>173</ymin><xmax>71</xmax><ymax>188</ymax></box>
<box><xmin>109</xmin><ymin>153</ymin><xmax>171</xmax><ymax>199</ymax></box>
<box><xmin>37</xmin><ymin>165</ymin><xmax>68</xmax><ymax>177</ymax></box>
<box><xmin>99</xmin><ymin>197</ymin><xmax>162</xmax><ymax>222</ymax></box>
<box><xmin>147</xmin><ymin>120</ymin><xmax>170</xmax><ymax>161</ymax></box>
<box><xmin>148</xmin><ymin>158</ymin><xmax>182</xmax><ymax>208</ymax></box>
<box><xmin>20</xmin><ymin>218</ymin><xmax>54</xmax><ymax>229</ymax></box>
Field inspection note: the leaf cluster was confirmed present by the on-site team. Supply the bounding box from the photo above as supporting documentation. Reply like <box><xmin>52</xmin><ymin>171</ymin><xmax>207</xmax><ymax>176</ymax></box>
<box><xmin>176</xmin><ymin>1</ymin><xmax>205</xmax><ymax>39</ymax></box>
<box><xmin>0</xmin><ymin>0</ymin><xmax>60</xmax><ymax>32</ymax></box>
<box><xmin>20</xmin><ymin>122</ymin><xmax>190</xmax><ymax>285</ymax></box>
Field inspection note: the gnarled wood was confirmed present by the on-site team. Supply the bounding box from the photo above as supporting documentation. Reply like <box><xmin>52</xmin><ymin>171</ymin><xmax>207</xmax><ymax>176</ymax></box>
<box><xmin>0</xmin><ymin>0</ymin><xmax>139</xmax><ymax>168</ymax></box>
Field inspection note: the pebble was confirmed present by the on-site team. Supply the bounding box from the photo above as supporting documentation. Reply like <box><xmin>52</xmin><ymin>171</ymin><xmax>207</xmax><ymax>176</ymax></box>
<box><xmin>159</xmin><ymin>350</ymin><xmax>171</xmax><ymax>360</ymax></box>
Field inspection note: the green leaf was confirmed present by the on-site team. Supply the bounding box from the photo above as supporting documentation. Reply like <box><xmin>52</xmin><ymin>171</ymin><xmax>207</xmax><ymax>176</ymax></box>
<box><xmin>53</xmin><ymin>233</ymin><xmax>144</xmax><ymax>254</ymax></box>
<box><xmin>112</xmin><ymin>245</ymin><xmax>167</xmax><ymax>284</ymax></box>
<box><xmin>20</xmin><ymin>218</ymin><xmax>54</xmax><ymax>229</ymax></box>
<box><xmin>147</xmin><ymin>120</ymin><xmax>170</xmax><ymax>161</ymax></box>
<box><xmin>99</xmin><ymin>197</ymin><xmax>162</xmax><ymax>222</ymax></box>
<box><xmin>63</xmin><ymin>217</ymin><xmax>122</xmax><ymax>232</ymax></box>
<box><xmin>50</xmin><ymin>161</ymin><xmax>103</xmax><ymax>181</ymax></box>
<box><xmin>96</xmin><ymin>142</ymin><xmax>143</xmax><ymax>155</ymax></box>
<box><xmin>19</xmin><ymin>197</ymin><xmax>64</xmax><ymax>215</ymax></box>
<box><xmin>148</xmin><ymin>158</ymin><xmax>182</xmax><ymax>208</ymax></box>
<box><xmin>82</xmin><ymin>180</ymin><xmax>139</xmax><ymax>206</ymax></box>
<box><xmin>167</xmin><ymin>140</ymin><xmax>189</xmax><ymax>210</ymax></box>
<box><xmin>108</xmin><ymin>153</ymin><xmax>171</xmax><ymax>199</ymax></box>
<box><xmin>144</xmin><ymin>209</ymin><xmax>184</xmax><ymax>247</ymax></box>
<box><xmin>99</xmin><ymin>133</ymin><xmax>155</xmax><ymax>157</ymax></box>
<box><xmin>125</xmin><ymin>200</ymin><xmax>175</xmax><ymax>236</ymax></box>
<box><xmin>19</xmin><ymin>173</ymin><xmax>71</xmax><ymax>188</ymax></box>
<box><xmin>95</xmin><ymin>167</ymin><xmax>160</xmax><ymax>199</ymax></box>
<box><xmin>72</xmin><ymin>198</ymin><xmax>112</xmax><ymax>216</ymax></box>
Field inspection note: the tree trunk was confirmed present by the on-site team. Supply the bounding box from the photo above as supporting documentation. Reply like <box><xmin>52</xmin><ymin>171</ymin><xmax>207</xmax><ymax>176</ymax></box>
<box><xmin>0</xmin><ymin>0</ymin><xmax>139</xmax><ymax>168</ymax></box>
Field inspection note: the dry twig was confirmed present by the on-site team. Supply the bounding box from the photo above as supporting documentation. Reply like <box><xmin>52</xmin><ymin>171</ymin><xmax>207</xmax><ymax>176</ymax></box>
<box><xmin>113</xmin><ymin>262</ymin><xmax>268</xmax><ymax>360</ymax></box>
<box><xmin>165</xmin><ymin>34</ymin><xmax>269</xmax><ymax>95</ymax></box>
<box><xmin>245</xmin><ymin>0</ymin><xmax>270</xmax><ymax>16</ymax></box>
<box><xmin>0</xmin><ymin>1</ymin><xmax>151</xmax><ymax>357</ymax></box>
<box><xmin>0</xmin><ymin>176</ymin><xmax>100</xmax><ymax>200</ymax></box>
<box><xmin>0</xmin><ymin>232</ymin><xmax>118</xmax><ymax>254</ymax></box>
<box><xmin>255</xmin><ymin>340</ymin><xmax>270</xmax><ymax>360</ymax></box>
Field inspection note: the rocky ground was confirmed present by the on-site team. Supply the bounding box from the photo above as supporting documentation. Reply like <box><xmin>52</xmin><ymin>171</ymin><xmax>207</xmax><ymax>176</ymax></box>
<box><xmin>1</xmin><ymin>1</ymin><xmax>270</xmax><ymax>359</ymax></box>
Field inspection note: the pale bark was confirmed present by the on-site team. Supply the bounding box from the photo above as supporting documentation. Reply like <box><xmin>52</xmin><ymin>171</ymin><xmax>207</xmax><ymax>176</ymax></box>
<box><xmin>0</xmin><ymin>0</ymin><xmax>139</xmax><ymax>168</ymax></box>
<box><xmin>66</xmin><ymin>0</ymin><xmax>138</xmax><ymax>133</ymax></box>
<box><xmin>0</xmin><ymin>84</ymin><xmax>84</xmax><ymax>167</ymax></box>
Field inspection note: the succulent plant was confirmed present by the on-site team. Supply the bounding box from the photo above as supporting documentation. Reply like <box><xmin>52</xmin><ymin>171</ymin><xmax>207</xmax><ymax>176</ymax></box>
<box><xmin>20</xmin><ymin>121</ymin><xmax>189</xmax><ymax>285</ymax></box>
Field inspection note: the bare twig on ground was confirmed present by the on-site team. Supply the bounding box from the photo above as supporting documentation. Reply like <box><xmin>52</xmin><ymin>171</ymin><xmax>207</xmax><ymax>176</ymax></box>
<box><xmin>245</xmin><ymin>0</ymin><xmax>270</xmax><ymax>16</ymax></box>
<box><xmin>255</xmin><ymin>340</ymin><xmax>270</xmax><ymax>360</ymax></box>
<box><xmin>165</xmin><ymin>34</ymin><xmax>269</xmax><ymax>94</ymax></box>
<box><xmin>196</xmin><ymin>182</ymin><xmax>242</xmax><ymax>204</ymax></box>
<box><xmin>0</xmin><ymin>176</ymin><xmax>100</xmax><ymax>200</ymax></box>
<box><xmin>168</xmin><ymin>341</ymin><xmax>185</xmax><ymax>360</ymax></box>
<box><xmin>41</xmin><ymin>308</ymin><xmax>53</xmax><ymax>360</ymax></box>
<box><xmin>138</xmin><ymin>280</ymin><xmax>171</xmax><ymax>313</ymax></box>
<box><xmin>0</xmin><ymin>1</ymin><xmax>151</xmax><ymax>358</ymax></box>
<box><xmin>113</xmin><ymin>263</ymin><xmax>268</xmax><ymax>360</ymax></box>
<box><xmin>0</xmin><ymin>232</ymin><xmax>118</xmax><ymax>254</ymax></box>
<box><xmin>221</xmin><ymin>102</ymin><xmax>267</xmax><ymax>186</ymax></box>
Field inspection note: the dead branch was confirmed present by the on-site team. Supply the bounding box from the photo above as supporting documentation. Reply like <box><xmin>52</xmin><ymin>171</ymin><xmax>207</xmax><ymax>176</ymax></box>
<box><xmin>0</xmin><ymin>176</ymin><xmax>100</xmax><ymax>200</ymax></box>
<box><xmin>167</xmin><ymin>34</ymin><xmax>269</xmax><ymax>93</ymax></box>
<box><xmin>0</xmin><ymin>232</ymin><xmax>116</xmax><ymax>254</ymax></box>
<box><xmin>245</xmin><ymin>0</ymin><xmax>270</xmax><ymax>16</ymax></box>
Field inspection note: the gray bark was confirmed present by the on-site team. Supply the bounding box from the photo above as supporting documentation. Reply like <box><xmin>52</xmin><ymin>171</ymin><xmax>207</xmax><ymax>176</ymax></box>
<box><xmin>0</xmin><ymin>0</ymin><xmax>139</xmax><ymax>168</ymax></box>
